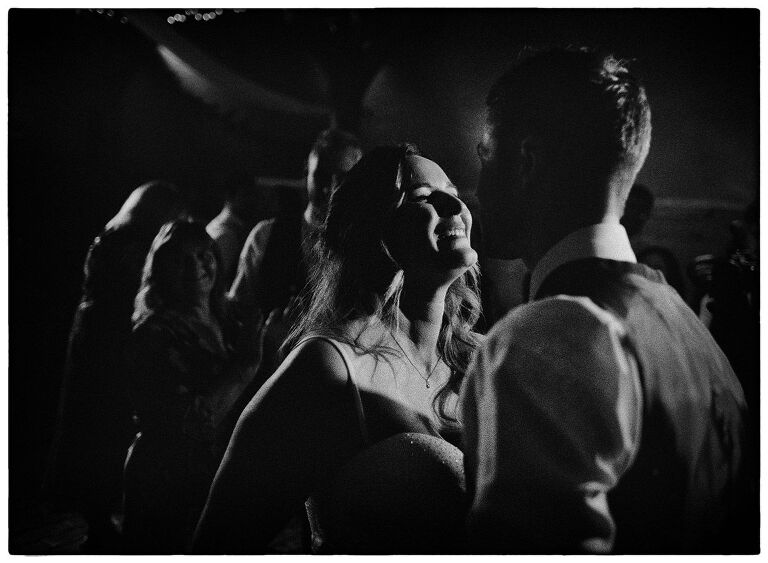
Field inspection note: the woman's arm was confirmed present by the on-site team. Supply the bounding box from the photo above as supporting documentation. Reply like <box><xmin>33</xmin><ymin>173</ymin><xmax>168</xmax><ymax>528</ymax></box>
<box><xmin>180</xmin><ymin>304</ymin><xmax>264</xmax><ymax>433</ymax></box>
<box><xmin>191</xmin><ymin>338</ymin><xmax>363</xmax><ymax>553</ymax></box>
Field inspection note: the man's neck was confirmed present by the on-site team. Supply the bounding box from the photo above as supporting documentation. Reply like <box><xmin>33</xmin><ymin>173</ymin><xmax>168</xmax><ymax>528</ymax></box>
<box><xmin>527</xmin><ymin>220</ymin><xmax>636</xmax><ymax>300</ymax></box>
<box><xmin>527</xmin><ymin>209</ymin><xmax>622</xmax><ymax>270</ymax></box>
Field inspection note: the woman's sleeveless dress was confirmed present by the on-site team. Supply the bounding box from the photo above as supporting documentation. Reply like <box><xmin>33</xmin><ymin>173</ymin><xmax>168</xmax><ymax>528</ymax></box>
<box><xmin>298</xmin><ymin>336</ymin><xmax>467</xmax><ymax>554</ymax></box>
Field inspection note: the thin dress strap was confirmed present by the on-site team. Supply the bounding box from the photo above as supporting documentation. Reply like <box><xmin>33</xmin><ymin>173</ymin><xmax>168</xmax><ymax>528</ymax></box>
<box><xmin>295</xmin><ymin>336</ymin><xmax>371</xmax><ymax>447</ymax></box>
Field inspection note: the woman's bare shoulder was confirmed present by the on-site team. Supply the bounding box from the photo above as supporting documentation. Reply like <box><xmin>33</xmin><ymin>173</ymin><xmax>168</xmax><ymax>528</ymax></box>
<box><xmin>232</xmin><ymin>336</ymin><xmax>356</xmax><ymax>440</ymax></box>
<box><xmin>277</xmin><ymin>336</ymin><xmax>351</xmax><ymax>388</ymax></box>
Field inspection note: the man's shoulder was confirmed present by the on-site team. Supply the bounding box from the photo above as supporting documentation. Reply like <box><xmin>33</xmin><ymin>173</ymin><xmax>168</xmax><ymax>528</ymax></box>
<box><xmin>206</xmin><ymin>208</ymin><xmax>227</xmax><ymax>228</ymax></box>
<box><xmin>488</xmin><ymin>295</ymin><xmax>625</xmax><ymax>345</ymax></box>
<box><xmin>477</xmin><ymin>295</ymin><xmax>630</xmax><ymax>374</ymax></box>
<box><xmin>466</xmin><ymin>295</ymin><xmax>641</xmax><ymax>410</ymax></box>
<box><xmin>252</xmin><ymin>217</ymin><xmax>277</xmax><ymax>233</ymax></box>
<box><xmin>243</xmin><ymin>217</ymin><xmax>277</xmax><ymax>249</ymax></box>
<box><xmin>206</xmin><ymin>214</ymin><xmax>235</xmax><ymax>241</ymax></box>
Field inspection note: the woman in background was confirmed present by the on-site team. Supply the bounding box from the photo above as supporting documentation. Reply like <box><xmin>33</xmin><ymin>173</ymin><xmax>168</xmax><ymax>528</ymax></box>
<box><xmin>44</xmin><ymin>180</ymin><xmax>184</xmax><ymax>553</ymax></box>
<box><xmin>121</xmin><ymin>219</ymin><xmax>259</xmax><ymax>553</ymax></box>
<box><xmin>193</xmin><ymin>144</ymin><xmax>481</xmax><ymax>554</ymax></box>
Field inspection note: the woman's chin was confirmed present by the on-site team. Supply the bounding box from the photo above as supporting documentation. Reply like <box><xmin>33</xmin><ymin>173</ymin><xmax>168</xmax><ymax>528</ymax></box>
<box><xmin>441</xmin><ymin>246</ymin><xmax>478</xmax><ymax>271</ymax></box>
<box><xmin>401</xmin><ymin>246</ymin><xmax>477</xmax><ymax>285</ymax></box>
<box><xmin>428</xmin><ymin>249</ymin><xmax>477</xmax><ymax>285</ymax></box>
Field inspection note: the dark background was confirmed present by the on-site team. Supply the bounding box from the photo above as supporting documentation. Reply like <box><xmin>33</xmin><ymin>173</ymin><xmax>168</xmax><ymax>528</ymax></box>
<box><xmin>8</xmin><ymin>8</ymin><xmax>759</xmax><ymax>516</ymax></box>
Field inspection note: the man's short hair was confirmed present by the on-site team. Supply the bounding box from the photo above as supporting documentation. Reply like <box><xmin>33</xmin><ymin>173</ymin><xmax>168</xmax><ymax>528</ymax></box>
<box><xmin>487</xmin><ymin>46</ymin><xmax>651</xmax><ymax>186</ymax></box>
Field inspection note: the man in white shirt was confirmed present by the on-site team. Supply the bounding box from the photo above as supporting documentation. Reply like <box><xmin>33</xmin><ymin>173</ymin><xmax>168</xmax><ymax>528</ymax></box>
<box><xmin>206</xmin><ymin>172</ymin><xmax>265</xmax><ymax>288</ymax></box>
<box><xmin>228</xmin><ymin>128</ymin><xmax>362</xmax><ymax>368</ymax></box>
<box><xmin>460</xmin><ymin>47</ymin><xmax>754</xmax><ymax>554</ymax></box>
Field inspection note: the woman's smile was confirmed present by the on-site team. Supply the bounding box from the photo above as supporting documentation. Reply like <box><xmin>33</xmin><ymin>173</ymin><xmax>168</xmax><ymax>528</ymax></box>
<box><xmin>435</xmin><ymin>222</ymin><xmax>468</xmax><ymax>242</ymax></box>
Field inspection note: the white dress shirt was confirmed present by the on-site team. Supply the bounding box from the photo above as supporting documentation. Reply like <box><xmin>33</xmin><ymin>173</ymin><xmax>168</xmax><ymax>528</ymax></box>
<box><xmin>460</xmin><ymin>223</ymin><xmax>643</xmax><ymax>553</ymax></box>
<box><xmin>228</xmin><ymin>205</ymin><xmax>320</xmax><ymax>309</ymax></box>
<box><xmin>529</xmin><ymin>222</ymin><xmax>637</xmax><ymax>300</ymax></box>
<box><xmin>206</xmin><ymin>206</ymin><xmax>249</xmax><ymax>287</ymax></box>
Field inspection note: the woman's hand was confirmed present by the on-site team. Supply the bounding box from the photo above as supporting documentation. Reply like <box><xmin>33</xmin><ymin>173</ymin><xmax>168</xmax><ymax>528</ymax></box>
<box><xmin>261</xmin><ymin>296</ymin><xmax>302</xmax><ymax>367</ymax></box>
<box><xmin>229</xmin><ymin>305</ymin><xmax>265</xmax><ymax>364</ymax></box>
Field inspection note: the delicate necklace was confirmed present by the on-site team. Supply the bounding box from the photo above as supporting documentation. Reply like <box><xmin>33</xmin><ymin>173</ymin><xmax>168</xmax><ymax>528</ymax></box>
<box><xmin>388</xmin><ymin>328</ymin><xmax>441</xmax><ymax>389</ymax></box>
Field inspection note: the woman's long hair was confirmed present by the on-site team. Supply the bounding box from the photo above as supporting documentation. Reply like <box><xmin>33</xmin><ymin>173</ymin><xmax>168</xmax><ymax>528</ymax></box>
<box><xmin>133</xmin><ymin>219</ymin><xmax>229</xmax><ymax>332</ymax></box>
<box><xmin>284</xmin><ymin>144</ymin><xmax>482</xmax><ymax>421</ymax></box>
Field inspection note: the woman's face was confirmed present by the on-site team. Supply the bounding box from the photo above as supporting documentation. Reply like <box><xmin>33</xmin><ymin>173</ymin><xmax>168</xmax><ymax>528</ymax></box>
<box><xmin>387</xmin><ymin>155</ymin><xmax>477</xmax><ymax>282</ymax></box>
<box><xmin>169</xmin><ymin>239</ymin><xmax>217</xmax><ymax>305</ymax></box>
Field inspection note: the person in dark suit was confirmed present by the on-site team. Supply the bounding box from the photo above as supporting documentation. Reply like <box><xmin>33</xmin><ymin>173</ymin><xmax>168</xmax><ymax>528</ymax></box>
<box><xmin>460</xmin><ymin>46</ymin><xmax>755</xmax><ymax>554</ymax></box>
<box><xmin>44</xmin><ymin>180</ymin><xmax>185</xmax><ymax>553</ymax></box>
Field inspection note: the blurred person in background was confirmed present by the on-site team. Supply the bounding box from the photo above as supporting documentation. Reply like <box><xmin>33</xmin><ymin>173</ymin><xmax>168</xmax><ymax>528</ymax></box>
<box><xmin>228</xmin><ymin>128</ymin><xmax>362</xmax><ymax>386</ymax></box>
<box><xmin>691</xmin><ymin>200</ymin><xmax>758</xmax><ymax>418</ymax></box>
<box><xmin>121</xmin><ymin>220</ymin><xmax>260</xmax><ymax>553</ymax></box>
<box><xmin>206</xmin><ymin>170</ymin><xmax>266</xmax><ymax>289</ymax></box>
<box><xmin>44</xmin><ymin>180</ymin><xmax>185</xmax><ymax>553</ymax></box>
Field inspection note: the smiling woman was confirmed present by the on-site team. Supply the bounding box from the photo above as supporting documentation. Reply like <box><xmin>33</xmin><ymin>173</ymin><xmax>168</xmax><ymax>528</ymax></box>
<box><xmin>192</xmin><ymin>144</ymin><xmax>482</xmax><ymax>554</ymax></box>
<box><xmin>121</xmin><ymin>220</ymin><xmax>260</xmax><ymax>553</ymax></box>
<box><xmin>386</xmin><ymin>153</ymin><xmax>477</xmax><ymax>277</ymax></box>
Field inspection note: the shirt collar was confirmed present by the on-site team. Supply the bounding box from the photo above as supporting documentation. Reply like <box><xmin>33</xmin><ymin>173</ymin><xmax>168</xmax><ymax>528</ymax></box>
<box><xmin>529</xmin><ymin>223</ymin><xmax>636</xmax><ymax>300</ymax></box>
<box><xmin>216</xmin><ymin>205</ymin><xmax>247</xmax><ymax>229</ymax></box>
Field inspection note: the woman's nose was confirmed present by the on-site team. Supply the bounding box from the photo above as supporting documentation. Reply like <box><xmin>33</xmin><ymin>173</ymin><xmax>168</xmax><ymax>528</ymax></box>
<box><xmin>432</xmin><ymin>191</ymin><xmax>464</xmax><ymax>217</ymax></box>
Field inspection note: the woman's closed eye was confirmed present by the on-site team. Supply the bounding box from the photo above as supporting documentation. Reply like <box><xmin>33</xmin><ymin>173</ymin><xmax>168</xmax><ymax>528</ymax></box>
<box><xmin>407</xmin><ymin>187</ymin><xmax>433</xmax><ymax>202</ymax></box>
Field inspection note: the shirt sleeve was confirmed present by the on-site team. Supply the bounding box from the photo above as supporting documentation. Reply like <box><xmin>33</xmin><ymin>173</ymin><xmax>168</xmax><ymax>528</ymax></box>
<box><xmin>207</xmin><ymin>221</ymin><xmax>240</xmax><ymax>286</ymax></box>
<box><xmin>459</xmin><ymin>295</ymin><xmax>642</xmax><ymax>554</ymax></box>
<box><xmin>228</xmin><ymin>219</ymin><xmax>274</xmax><ymax>311</ymax></box>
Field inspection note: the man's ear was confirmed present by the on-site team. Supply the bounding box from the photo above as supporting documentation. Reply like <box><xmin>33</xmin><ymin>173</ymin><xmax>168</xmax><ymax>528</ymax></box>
<box><xmin>520</xmin><ymin>137</ymin><xmax>538</xmax><ymax>181</ymax></box>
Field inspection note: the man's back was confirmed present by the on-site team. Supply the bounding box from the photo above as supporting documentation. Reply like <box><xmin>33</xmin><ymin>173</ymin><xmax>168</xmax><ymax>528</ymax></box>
<box><xmin>206</xmin><ymin>207</ymin><xmax>250</xmax><ymax>289</ymax></box>
<box><xmin>228</xmin><ymin>211</ymin><xmax>309</xmax><ymax>315</ymax></box>
<box><xmin>461</xmin><ymin>259</ymin><xmax>753</xmax><ymax>553</ymax></box>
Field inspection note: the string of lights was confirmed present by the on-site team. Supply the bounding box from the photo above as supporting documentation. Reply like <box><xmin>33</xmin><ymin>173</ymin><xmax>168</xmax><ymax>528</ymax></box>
<box><xmin>88</xmin><ymin>8</ymin><xmax>248</xmax><ymax>25</ymax></box>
